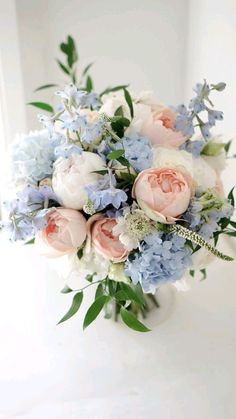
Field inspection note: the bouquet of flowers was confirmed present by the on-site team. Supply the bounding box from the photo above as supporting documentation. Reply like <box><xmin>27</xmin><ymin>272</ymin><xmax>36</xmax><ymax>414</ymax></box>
<box><xmin>1</xmin><ymin>36</ymin><xmax>235</xmax><ymax>332</ymax></box>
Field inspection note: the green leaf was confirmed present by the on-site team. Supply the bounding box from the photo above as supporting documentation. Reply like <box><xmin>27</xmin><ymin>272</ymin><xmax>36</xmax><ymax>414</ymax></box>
<box><xmin>60</xmin><ymin>42</ymin><xmax>69</xmax><ymax>55</ymax></box>
<box><xmin>114</xmin><ymin>106</ymin><xmax>124</xmax><ymax>117</ymax></box>
<box><xmin>83</xmin><ymin>295</ymin><xmax>110</xmax><ymax>330</ymax></box>
<box><xmin>85</xmin><ymin>75</ymin><xmax>93</xmax><ymax>92</ymax></box>
<box><xmin>229</xmin><ymin>220</ymin><xmax>236</xmax><ymax>229</ymax></box>
<box><xmin>57</xmin><ymin>292</ymin><xmax>83</xmax><ymax>324</ymax></box>
<box><xmin>86</xmin><ymin>274</ymin><xmax>94</xmax><ymax>283</ymax></box>
<box><xmin>115</xmin><ymin>290</ymin><xmax>129</xmax><ymax>301</ymax></box>
<box><xmin>61</xmin><ymin>285</ymin><xmax>73</xmax><ymax>294</ymax></box>
<box><xmin>107</xmin><ymin>149</ymin><xmax>124</xmax><ymax>160</ymax></box>
<box><xmin>77</xmin><ymin>247</ymin><xmax>83</xmax><ymax>259</ymax></box>
<box><xmin>121</xmin><ymin>283</ymin><xmax>145</xmax><ymax>307</ymax></box>
<box><xmin>226</xmin><ymin>231</ymin><xmax>236</xmax><ymax>237</ymax></box>
<box><xmin>27</xmin><ymin>102</ymin><xmax>54</xmax><ymax>113</ymax></box>
<box><xmin>108</xmin><ymin>280</ymin><xmax>117</xmax><ymax>296</ymax></box>
<box><xmin>200</xmin><ymin>268</ymin><xmax>207</xmax><ymax>280</ymax></box>
<box><xmin>67</xmin><ymin>35</ymin><xmax>78</xmax><ymax>68</ymax></box>
<box><xmin>34</xmin><ymin>83</ymin><xmax>58</xmax><ymax>92</ymax></box>
<box><xmin>24</xmin><ymin>237</ymin><xmax>35</xmax><ymax>245</ymax></box>
<box><xmin>82</xmin><ymin>62</ymin><xmax>94</xmax><ymax>77</ymax></box>
<box><xmin>95</xmin><ymin>283</ymin><xmax>104</xmax><ymax>299</ymax></box>
<box><xmin>120</xmin><ymin>307</ymin><xmax>150</xmax><ymax>332</ymax></box>
<box><xmin>123</xmin><ymin>88</ymin><xmax>134</xmax><ymax>118</ymax></box>
<box><xmin>100</xmin><ymin>84</ymin><xmax>129</xmax><ymax>97</ymax></box>
<box><xmin>224</xmin><ymin>140</ymin><xmax>232</xmax><ymax>153</ymax></box>
<box><xmin>189</xmin><ymin>269</ymin><xmax>195</xmax><ymax>277</ymax></box>
<box><xmin>116</xmin><ymin>156</ymin><xmax>130</xmax><ymax>167</ymax></box>
<box><xmin>56</xmin><ymin>59</ymin><xmax>70</xmax><ymax>75</ymax></box>
<box><xmin>92</xmin><ymin>169</ymin><xmax>109</xmax><ymax>175</ymax></box>
<box><xmin>228</xmin><ymin>187</ymin><xmax>235</xmax><ymax>207</ymax></box>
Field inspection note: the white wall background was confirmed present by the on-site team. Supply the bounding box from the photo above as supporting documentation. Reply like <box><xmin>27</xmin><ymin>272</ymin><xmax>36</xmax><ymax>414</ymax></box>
<box><xmin>15</xmin><ymin>0</ymin><xmax>188</xmax><ymax>131</ymax></box>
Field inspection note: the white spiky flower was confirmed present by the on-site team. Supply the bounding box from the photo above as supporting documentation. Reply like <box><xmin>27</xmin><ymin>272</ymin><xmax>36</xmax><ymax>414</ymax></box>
<box><xmin>113</xmin><ymin>204</ymin><xmax>152</xmax><ymax>251</ymax></box>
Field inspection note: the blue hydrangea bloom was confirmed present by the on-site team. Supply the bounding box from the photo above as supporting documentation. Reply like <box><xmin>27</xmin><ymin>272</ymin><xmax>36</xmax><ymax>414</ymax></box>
<box><xmin>125</xmin><ymin>232</ymin><xmax>192</xmax><ymax>294</ymax></box>
<box><xmin>85</xmin><ymin>174</ymin><xmax>128</xmax><ymax>211</ymax></box>
<box><xmin>11</xmin><ymin>130</ymin><xmax>56</xmax><ymax>183</ymax></box>
<box><xmin>122</xmin><ymin>134</ymin><xmax>153</xmax><ymax>172</ymax></box>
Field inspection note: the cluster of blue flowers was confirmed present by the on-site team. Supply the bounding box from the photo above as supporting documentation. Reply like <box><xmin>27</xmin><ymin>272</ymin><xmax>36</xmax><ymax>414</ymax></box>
<box><xmin>85</xmin><ymin>173</ymin><xmax>127</xmax><ymax>211</ymax></box>
<box><xmin>1</xmin><ymin>185</ymin><xmax>59</xmax><ymax>241</ymax></box>
<box><xmin>122</xmin><ymin>134</ymin><xmax>153</xmax><ymax>172</ymax></box>
<box><xmin>184</xmin><ymin>190</ymin><xmax>234</xmax><ymax>239</ymax></box>
<box><xmin>175</xmin><ymin>81</ymin><xmax>225</xmax><ymax>140</ymax></box>
<box><xmin>125</xmin><ymin>232</ymin><xmax>192</xmax><ymax>293</ymax></box>
<box><xmin>55</xmin><ymin>83</ymin><xmax>100</xmax><ymax>110</ymax></box>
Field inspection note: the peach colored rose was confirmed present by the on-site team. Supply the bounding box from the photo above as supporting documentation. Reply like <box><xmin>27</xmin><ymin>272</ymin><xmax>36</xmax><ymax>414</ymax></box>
<box><xmin>89</xmin><ymin>216</ymin><xmax>129</xmax><ymax>262</ymax></box>
<box><xmin>36</xmin><ymin>208</ymin><xmax>87</xmax><ymax>257</ymax></box>
<box><xmin>140</xmin><ymin>105</ymin><xmax>185</xmax><ymax>148</ymax></box>
<box><xmin>132</xmin><ymin>167</ymin><xmax>192</xmax><ymax>223</ymax></box>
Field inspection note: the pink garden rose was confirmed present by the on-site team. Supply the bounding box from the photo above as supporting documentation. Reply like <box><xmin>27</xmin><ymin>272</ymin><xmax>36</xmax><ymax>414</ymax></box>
<box><xmin>89</xmin><ymin>216</ymin><xmax>129</xmax><ymax>262</ymax></box>
<box><xmin>36</xmin><ymin>208</ymin><xmax>87</xmax><ymax>257</ymax></box>
<box><xmin>132</xmin><ymin>167</ymin><xmax>192</xmax><ymax>223</ymax></box>
<box><xmin>140</xmin><ymin>105</ymin><xmax>185</xmax><ymax>148</ymax></box>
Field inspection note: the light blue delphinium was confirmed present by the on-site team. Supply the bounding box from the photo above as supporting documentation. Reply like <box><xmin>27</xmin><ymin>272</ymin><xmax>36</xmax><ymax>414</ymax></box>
<box><xmin>125</xmin><ymin>232</ymin><xmax>192</xmax><ymax>294</ymax></box>
<box><xmin>180</xmin><ymin>139</ymin><xmax>205</xmax><ymax>157</ymax></box>
<box><xmin>55</xmin><ymin>84</ymin><xmax>100</xmax><ymax>110</ymax></box>
<box><xmin>175</xmin><ymin>80</ymin><xmax>225</xmax><ymax>140</ymax></box>
<box><xmin>183</xmin><ymin>189</ymin><xmax>234</xmax><ymax>239</ymax></box>
<box><xmin>84</xmin><ymin>173</ymin><xmax>128</xmax><ymax>212</ymax></box>
<box><xmin>11</xmin><ymin>130</ymin><xmax>56</xmax><ymax>184</ymax></box>
<box><xmin>54</xmin><ymin>144</ymin><xmax>82</xmax><ymax>159</ymax></box>
<box><xmin>1</xmin><ymin>185</ymin><xmax>60</xmax><ymax>241</ymax></box>
<box><xmin>122</xmin><ymin>134</ymin><xmax>153</xmax><ymax>172</ymax></box>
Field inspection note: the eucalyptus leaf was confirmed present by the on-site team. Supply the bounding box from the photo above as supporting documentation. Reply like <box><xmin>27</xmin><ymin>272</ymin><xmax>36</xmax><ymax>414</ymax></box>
<box><xmin>83</xmin><ymin>295</ymin><xmax>110</xmax><ymax>330</ymax></box>
<box><xmin>24</xmin><ymin>237</ymin><xmax>35</xmax><ymax>245</ymax></box>
<box><xmin>95</xmin><ymin>283</ymin><xmax>104</xmax><ymax>299</ymax></box>
<box><xmin>115</xmin><ymin>290</ymin><xmax>128</xmax><ymax>301</ymax></box>
<box><xmin>82</xmin><ymin>62</ymin><xmax>94</xmax><ymax>77</ymax></box>
<box><xmin>107</xmin><ymin>149</ymin><xmax>124</xmax><ymax>160</ymax></box>
<box><xmin>121</xmin><ymin>283</ymin><xmax>145</xmax><ymax>307</ymax></box>
<box><xmin>34</xmin><ymin>83</ymin><xmax>58</xmax><ymax>92</ymax></box>
<box><xmin>86</xmin><ymin>75</ymin><xmax>93</xmax><ymax>92</ymax></box>
<box><xmin>228</xmin><ymin>187</ymin><xmax>235</xmax><ymax>207</ymax></box>
<box><xmin>100</xmin><ymin>84</ymin><xmax>129</xmax><ymax>97</ymax></box>
<box><xmin>27</xmin><ymin>102</ymin><xmax>54</xmax><ymax>113</ymax></box>
<box><xmin>56</xmin><ymin>59</ymin><xmax>70</xmax><ymax>75</ymax></box>
<box><xmin>123</xmin><ymin>88</ymin><xmax>134</xmax><ymax>118</ymax></box>
<box><xmin>120</xmin><ymin>307</ymin><xmax>150</xmax><ymax>332</ymax></box>
<box><xmin>57</xmin><ymin>292</ymin><xmax>83</xmax><ymax>324</ymax></box>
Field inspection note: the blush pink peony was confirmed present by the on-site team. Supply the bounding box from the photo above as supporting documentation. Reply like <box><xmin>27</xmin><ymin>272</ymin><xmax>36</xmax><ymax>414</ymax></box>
<box><xmin>89</xmin><ymin>216</ymin><xmax>129</xmax><ymax>262</ymax></box>
<box><xmin>132</xmin><ymin>167</ymin><xmax>192</xmax><ymax>223</ymax></box>
<box><xmin>140</xmin><ymin>105</ymin><xmax>185</xmax><ymax>148</ymax></box>
<box><xmin>36</xmin><ymin>208</ymin><xmax>87</xmax><ymax>257</ymax></box>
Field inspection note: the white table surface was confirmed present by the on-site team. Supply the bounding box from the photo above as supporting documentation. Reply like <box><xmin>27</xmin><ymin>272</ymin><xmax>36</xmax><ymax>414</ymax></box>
<box><xmin>0</xmin><ymin>234</ymin><xmax>235</xmax><ymax>419</ymax></box>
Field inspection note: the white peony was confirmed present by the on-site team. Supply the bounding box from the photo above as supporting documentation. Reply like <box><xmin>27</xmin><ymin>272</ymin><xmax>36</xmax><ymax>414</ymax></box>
<box><xmin>193</xmin><ymin>156</ymin><xmax>217</xmax><ymax>190</ymax></box>
<box><xmin>152</xmin><ymin>146</ymin><xmax>193</xmax><ymax>177</ymax></box>
<box><xmin>52</xmin><ymin>152</ymin><xmax>105</xmax><ymax>209</ymax></box>
<box><xmin>99</xmin><ymin>90</ymin><xmax>153</xmax><ymax>136</ymax></box>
